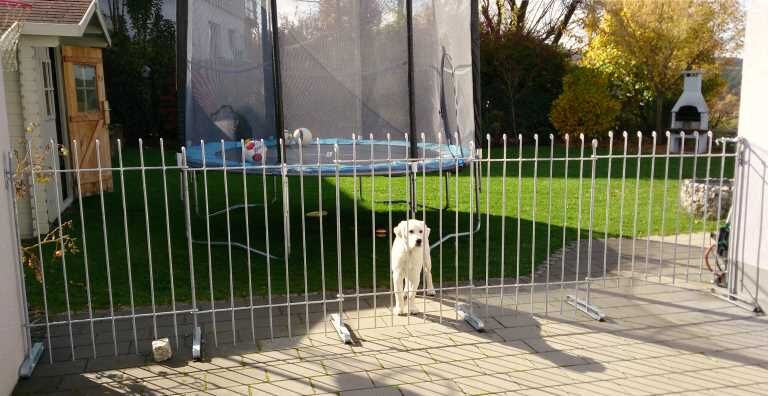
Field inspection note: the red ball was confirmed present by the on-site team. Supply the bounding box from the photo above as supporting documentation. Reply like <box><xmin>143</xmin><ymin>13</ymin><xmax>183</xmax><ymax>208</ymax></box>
<box><xmin>246</xmin><ymin>141</ymin><xmax>255</xmax><ymax>150</ymax></box>
<box><xmin>252</xmin><ymin>153</ymin><xmax>262</xmax><ymax>162</ymax></box>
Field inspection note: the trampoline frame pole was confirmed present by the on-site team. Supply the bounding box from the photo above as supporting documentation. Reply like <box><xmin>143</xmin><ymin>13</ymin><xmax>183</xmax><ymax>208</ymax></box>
<box><xmin>409</xmin><ymin>171</ymin><xmax>417</xmax><ymax>219</ymax></box>
<box><xmin>406</xmin><ymin>0</ymin><xmax>417</xmax><ymax>161</ymax></box>
<box><xmin>471</xmin><ymin>0</ymin><xmax>482</xmax><ymax>147</ymax></box>
<box><xmin>269</xmin><ymin>0</ymin><xmax>285</xmax><ymax>157</ymax></box>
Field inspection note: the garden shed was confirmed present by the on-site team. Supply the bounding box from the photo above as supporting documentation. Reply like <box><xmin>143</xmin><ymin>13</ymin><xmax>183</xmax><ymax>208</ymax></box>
<box><xmin>0</xmin><ymin>0</ymin><xmax>112</xmax><ymax>237</ymax></box>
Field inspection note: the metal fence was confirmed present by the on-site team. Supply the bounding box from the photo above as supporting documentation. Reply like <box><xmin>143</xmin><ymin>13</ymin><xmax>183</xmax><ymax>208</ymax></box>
<box><xmin>8</xmin><ymin>131</ymin><xmax>750</xmax><ymax>369</ymax></box>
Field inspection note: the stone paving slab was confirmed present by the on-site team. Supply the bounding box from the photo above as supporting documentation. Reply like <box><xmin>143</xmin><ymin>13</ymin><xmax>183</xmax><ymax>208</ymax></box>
<box><xmin>13</xmin><ymin>235</ymin><xmax>768</xmax><ymax>395</ymax></box>
<box><xmin>13</xmin><ymin>280</ymin><xmax>768</xmax><ymax>395</ymax></box>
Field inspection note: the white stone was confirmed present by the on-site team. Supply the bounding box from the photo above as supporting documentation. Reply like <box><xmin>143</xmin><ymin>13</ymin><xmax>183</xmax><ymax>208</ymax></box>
<box><xmin>680</xmin><ymin>178</ymin><xmax>733</xmax><ymax>220</ymax></box>
<box><xmin>152</xmin><ymin>338</ymin><xmax>172</xmax><ymax>362</ymax></box>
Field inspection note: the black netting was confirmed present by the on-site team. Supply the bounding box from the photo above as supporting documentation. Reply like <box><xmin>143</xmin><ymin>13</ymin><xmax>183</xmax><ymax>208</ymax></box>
<box><xmin>412</xmin><ymin>0</ymin><xmax>474</xmax><ymax>151</ymax></box>
<box><xmin>186</xmin><ymin>0</ymin><xmax>275</xmax><ymax>144</ymax></box>
<box><xmin>184</xmin><ymin>0</ymin><xmax>474</xmax><ymax>167</ymax></box>
<box><xmin>277</xmin><ymin>0</ymin><xmax>409</xmax><ymax>139</ymax></box>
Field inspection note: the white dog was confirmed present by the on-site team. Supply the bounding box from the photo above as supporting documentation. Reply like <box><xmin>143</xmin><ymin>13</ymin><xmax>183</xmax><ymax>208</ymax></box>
<box><xmin>391</xmin><ymin>219</ymin><xmax>435</xmax><ymax>315</ymax></box>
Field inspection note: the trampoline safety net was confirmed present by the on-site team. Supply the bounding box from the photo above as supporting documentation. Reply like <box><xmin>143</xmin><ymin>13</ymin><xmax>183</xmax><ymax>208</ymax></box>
<box><xmin>184</xmin><ymin>0</ymin><xmax>475</xmax><ymax>173</ymax></box>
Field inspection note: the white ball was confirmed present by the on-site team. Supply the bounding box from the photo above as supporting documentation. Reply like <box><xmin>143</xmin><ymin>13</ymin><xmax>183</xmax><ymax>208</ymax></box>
<box><xmin>293</xmin><ymin>128</ymin><xmax>313</xmax><ymax>145</ymax></box>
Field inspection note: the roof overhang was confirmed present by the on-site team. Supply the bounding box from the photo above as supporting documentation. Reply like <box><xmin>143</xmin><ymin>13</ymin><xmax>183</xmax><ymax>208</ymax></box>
<box><xmin>19</xmin><ymin>0</ymin><xmax>111</xmax><ymax>46</ymax></box>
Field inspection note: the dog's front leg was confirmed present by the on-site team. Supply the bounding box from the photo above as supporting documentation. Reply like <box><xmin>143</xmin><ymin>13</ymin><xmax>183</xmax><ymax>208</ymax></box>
<box><xmin>423</xmin><ymin>250</ymin><xmax>436</xmax><ymax>296</ymax></box>
<box><xmin>406</xmin><ymin>271</ymin><xmax>421</xmax><ymax>315</ymax></box>
<box><xmin>392</xmin><ymin>270</ymin><xmax>406</xmax><ymax>316</ymax></box>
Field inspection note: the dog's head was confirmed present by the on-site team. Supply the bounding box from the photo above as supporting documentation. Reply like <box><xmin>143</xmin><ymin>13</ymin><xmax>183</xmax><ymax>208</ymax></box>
<box><xmin>394</xmin><ymin>219</ymin><xmax>430</xmax><ymax>250</ymax></box>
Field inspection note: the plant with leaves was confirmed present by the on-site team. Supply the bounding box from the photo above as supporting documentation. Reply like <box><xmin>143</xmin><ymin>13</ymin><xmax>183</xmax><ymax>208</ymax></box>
<box><xmin>580</xmin><ymin>0</ymin><xmax>744</xmax><ymax>133</ymax></box>
<box><xmin>12</xmin><ymin>123</ymin><xmax>69</xmax><ymax>198</ymax></box>
<box><xmin>21</xmin><ymin>221</ymin><xmax>79</xmax><ymax>283</ymax></box>
<box><xmin>13</xmin><ymin>124</ymin><xmax>78</xmax><ymax>283</ymax></box>
<box><xmin>550</xmin><ymin>67</ymin><xmax>620</xmax><ymax>139</ymax></box>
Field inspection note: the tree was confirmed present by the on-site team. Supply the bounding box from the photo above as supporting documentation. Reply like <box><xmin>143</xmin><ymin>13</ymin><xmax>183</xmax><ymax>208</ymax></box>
<box><xmin>103</xmin><ymin>0</ymin><xmax>176</xmax><ymax>141</ymax></box>
<box><xmin>550</xmin><ymin>67</ymin><xmax>619</xmax><ymax>138</ymax></box>
<box><xmin>580</xmin><ymin>0</ymin><xmax>744</xmax><ymax>133</ymax></box>
<box><xmin>479</xmin><ymin>0</ymin><xmax>582</xmax><ymax>46</ymax></box>
<box><xmin>478</xmin><ymin>1</ymin><xmax>579</xmax><ymax>140</ymax></box>
<box><xmin>103</xmin><ymin>0</ymin><xmax>125</xmax><ymax>34</ymax></box>
<box><xmin>707</xmin><ymin>57</ymin><xmax>741</xmax><ymax>132</ymax></box>
<box><xmin>481</xmin><ymin>32</ymin><xmax>568</xmax><ymax>140</ymax></box>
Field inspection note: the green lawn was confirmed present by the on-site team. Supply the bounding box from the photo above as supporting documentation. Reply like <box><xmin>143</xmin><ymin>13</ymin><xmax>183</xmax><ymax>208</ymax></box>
<box><xmin>23</xmin><ymin>143</ymin><xmax>735</xmax><ymax>314</ymax></box>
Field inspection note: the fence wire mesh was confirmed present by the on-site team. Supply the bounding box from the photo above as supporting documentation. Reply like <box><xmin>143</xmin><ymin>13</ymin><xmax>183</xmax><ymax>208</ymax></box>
<box><xmin>9</xmin><ymin>132</ymin><xmax>742</xmax><ymax>363</ymax></box>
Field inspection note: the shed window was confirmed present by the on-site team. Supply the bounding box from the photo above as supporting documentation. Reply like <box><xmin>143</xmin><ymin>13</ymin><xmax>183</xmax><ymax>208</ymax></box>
<box><xmin>74</xmin><ymin>64</ymin><xmax>98</xmax><ymax>113</ymax></box>
<box><xmin>41</xmin><ymin>53</ymin><xmax>55</xmax><ymax>119</ymax></box>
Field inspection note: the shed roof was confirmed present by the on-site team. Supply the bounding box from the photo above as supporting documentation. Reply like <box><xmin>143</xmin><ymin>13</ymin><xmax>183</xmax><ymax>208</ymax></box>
<box><xmin>1</xmin><ymin>0</ymin><xmax>91</xmax><ymax>31</ymax></box>
<box><xmin>1</xmin><ymin>0</ymin><xmax>109</xmax><ymax>46</ymax></box>
<box><xmin>25</xmin><ymin>0</ymin><xmax>93</xmax><ymax>25</ymax></box>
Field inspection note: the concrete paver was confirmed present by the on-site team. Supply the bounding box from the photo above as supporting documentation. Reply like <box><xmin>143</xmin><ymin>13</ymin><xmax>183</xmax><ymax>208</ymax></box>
<box><xmin>13</xmin><ymin>237</ymin><xmax>768</xmax><ymax>395</ymax></box>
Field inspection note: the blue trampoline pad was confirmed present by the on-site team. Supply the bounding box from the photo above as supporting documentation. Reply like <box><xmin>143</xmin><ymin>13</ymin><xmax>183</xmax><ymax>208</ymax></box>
<box><xmin>185</xmin><ymin>138</ymin><xmax>469</xmax><ymax>176</ymax></box>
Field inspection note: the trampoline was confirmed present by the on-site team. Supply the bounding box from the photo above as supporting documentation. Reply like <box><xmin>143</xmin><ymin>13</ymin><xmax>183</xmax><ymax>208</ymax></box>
<box><xmin>179</xmin><ymin>0</ymin><xmax>482</xmax><ymax>258</ymax></box>
<box><xmin>180</xmin><ymin>0</ymin><xmax>479</xmax><ymax>167</ymax></box>
<box><xmin>184</xmin><ymin>138</ymin><xmax>468</xmax><ymax>176</ymax></box>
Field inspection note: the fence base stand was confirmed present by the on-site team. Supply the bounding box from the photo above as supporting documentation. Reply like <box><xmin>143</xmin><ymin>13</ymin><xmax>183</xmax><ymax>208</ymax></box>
<box><xmin>457</xmin><ymin>304</ymin><xmax>485</xmax><ymax>331</ymax></box>
<box><xmin>330</xmin><ymin>314</ymin><xmax>352</xmax><ymax>344</ymax></box>
<box><xmin>565</xmin><ymin>295</ymin><xmax>605</xmax><ymax>321</ymax></box>
<box><xmin>710</xmin><ymin>289</ymin><xmax>764</xmax><ymax>314</ymax></box>
<box><xmin>192</xmin><ymin>326</ymin><xmax>202</xmax><ymax>360</ymax></box>
<box><xmin>18</xmin><ymin>342</ymin><xmax>44</xmax><ymax>378</ymax></box>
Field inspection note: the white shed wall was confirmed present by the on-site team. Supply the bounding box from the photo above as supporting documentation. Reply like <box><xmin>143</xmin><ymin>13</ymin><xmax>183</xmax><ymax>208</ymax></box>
<box><xmin>6</xmin><ymin>39</ymin><xmax>68</xmax><ymax>239</ymax></box>
<box><xmin>3</xmin><ymin>60</ymin><xmax>37</xmax><ymax>238</ymax></box>
<box><xmin>18</xmin><ymin>44</ymin><xmax>53</xmax><ymax>237</ymax></box>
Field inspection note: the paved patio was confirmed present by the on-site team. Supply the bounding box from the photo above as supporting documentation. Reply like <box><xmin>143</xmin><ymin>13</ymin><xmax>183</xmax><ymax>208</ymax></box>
<box><xmin>13</xmin><ymin>236</ymin><xmax>768</xmax><ymax>395</ymax></box>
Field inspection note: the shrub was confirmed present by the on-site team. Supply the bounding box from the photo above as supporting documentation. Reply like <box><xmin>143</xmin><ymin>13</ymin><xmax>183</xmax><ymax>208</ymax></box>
<box><xmin>480</xmin><ymin>33</ymin><xmax>568</xmax><ymax>143</ymax></box>
<box><xmin>549</xmin><ymin>67</ymin><xmax>620</xmax><ymax>139</ymax></box>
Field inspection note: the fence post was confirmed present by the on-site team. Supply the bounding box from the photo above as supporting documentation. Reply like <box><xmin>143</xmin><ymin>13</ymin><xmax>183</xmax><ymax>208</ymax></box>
<box><xmin>586</xmin><ymin>139</ymin><xmax>598</xmax><ymax>317</ymax></box>
<box><xmin>713</xmin><ymin>137</ymin><xmax>764</xmax><ymax>313</ymax></box>
<box><xmin>457</xmin><ymin>141</ymin><xmax>484</xmax><ymax>331</ymax></box>
<box><xmin>330</xmin><ymin>144</ymin><xmax>351</xmax><ymax>343</ymax></box>
<box><xmin>8</xmin><ymin>150</ymin><xmax>42</xmax><ymax>377</ymax></box>
<box><xmin>566</xmin><ymin>139</ymin><xmax>605</xmax><ymax>321</ymax></box>
<box><xmin>181</xmin><ymin>147</ymin><xmax>201</xmax><ymax>360</ymax></box>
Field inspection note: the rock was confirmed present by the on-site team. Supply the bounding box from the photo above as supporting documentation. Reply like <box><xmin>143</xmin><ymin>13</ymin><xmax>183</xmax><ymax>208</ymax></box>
<box><xmin>152</xmin><ymin>338</ymin><xmax>172</xmax><ymax>362</ymax></box>
<box><xmin>679</xmin><ymin>179</ymin><xmax>733</xmax><ymax>220</ymax></box>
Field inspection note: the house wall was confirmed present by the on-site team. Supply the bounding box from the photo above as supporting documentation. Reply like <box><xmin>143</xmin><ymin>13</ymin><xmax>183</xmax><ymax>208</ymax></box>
<box><xmin>732</xmin><ymin>1</ymin><xmax>768</xmax><ymax>310</ymax></box>
<box><xmin>0</xmin><ymin>53</ymin><xmax>29</xmax><ymax>395</ymax></box>
<box><xmin>3</xmin><ymin>58</ymin><xmax>37</xmax><ymax>238</ymax></box>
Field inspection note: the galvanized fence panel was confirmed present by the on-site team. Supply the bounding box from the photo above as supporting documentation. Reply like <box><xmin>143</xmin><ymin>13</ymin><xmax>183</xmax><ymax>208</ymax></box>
<box><xmin>8</xmin><ymin>132</ymin><xmax>747</xmax><ymax>367</ymax></box>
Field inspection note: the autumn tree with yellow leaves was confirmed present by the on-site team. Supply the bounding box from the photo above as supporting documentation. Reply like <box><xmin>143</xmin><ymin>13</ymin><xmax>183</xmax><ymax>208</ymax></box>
<box><xmin>550</xmin><ymin>67</ymin><xmax>620</xmax><ymax>139</ymax></box>
<box><xmin>578</xmin><ymin>0</ymin><xmax>744</xmax><ymax>133</ymax></box>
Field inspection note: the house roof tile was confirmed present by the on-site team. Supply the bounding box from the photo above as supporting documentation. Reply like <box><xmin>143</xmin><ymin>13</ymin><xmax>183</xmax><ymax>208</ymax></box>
<box><xmin>25</xmin><ymin>0</ymin><xmax>93</xmax><ymax>25</ymax></box>
<box><xmin>1</xmin><ymin>0</ymin><xmax>94</xmax><ymax>33</ymax></box>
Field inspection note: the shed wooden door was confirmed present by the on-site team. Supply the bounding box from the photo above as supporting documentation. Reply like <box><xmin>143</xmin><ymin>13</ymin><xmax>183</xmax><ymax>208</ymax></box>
<box><xmin>62</xmin><ymin>46</ymin><xmax>112</xmax><ymax>196</ymax></box>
